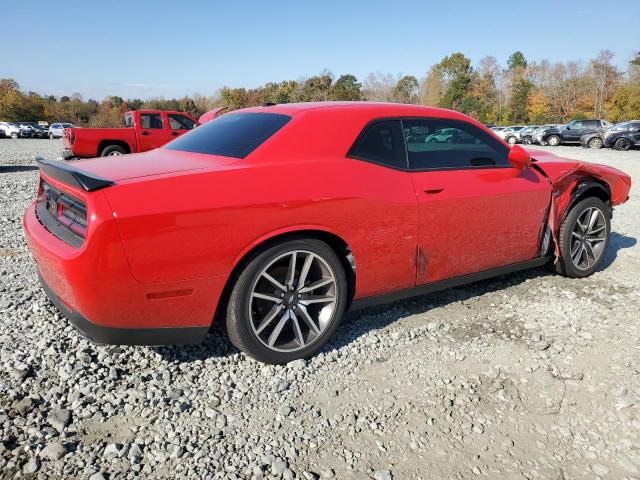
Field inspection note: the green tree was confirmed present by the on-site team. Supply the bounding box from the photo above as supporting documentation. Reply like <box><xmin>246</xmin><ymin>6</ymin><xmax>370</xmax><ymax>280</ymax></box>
<box><xmin>392</xmin><ymin>75</ymin><xmax>419</xmax><ymax>104</ymax></box>
<box><xmin>507</xmin><ymin>51</ymin><xmax>528</xmax><ymax>70</ymax></box>
<box><xmin>331</xmin><ymin>74</ymin><xmax>362</xmax><ymax>101</ymax></box>
<box><xmin>437</xmin><ymin>53</ymin><xmax>473</xmax><ymax>109</ymax></box>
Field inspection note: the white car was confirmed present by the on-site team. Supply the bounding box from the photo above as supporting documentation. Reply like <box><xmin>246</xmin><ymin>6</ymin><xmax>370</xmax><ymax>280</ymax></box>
<box><xmin>48</xmin><ymin>122</ymin><xmax>75</xmax><ymax>139</ymax></box>
<box><xmin>495</xmin><ymin>126</ymin><xmax>526</xmax><ymax>144</ymax></box>
<box><xmin>0</xmin><ymin>122</ymin><xmax>21</xmax><ymax>139</ymax></box>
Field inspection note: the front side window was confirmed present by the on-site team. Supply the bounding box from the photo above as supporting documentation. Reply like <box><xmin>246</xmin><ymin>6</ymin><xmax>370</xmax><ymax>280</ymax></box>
<box><xmin>140</xmin><ymin>113</ymin><xmax>163</xmax><ymax>129</ymax></box>
<box><xmin>611</xmin><ymin>122</ymin><xmax>629</xmax><ymax>132</ymax></box>
<box><xmin>403</xmin><ymin>118</ymin><xmax>509</xmax><ymax>170</ymax></box>
<box><xmin>165</xmin><ymin>112</ymin><xmax>290</xmax><ymax>158</ymax></box>
<box><xmin>168</xmin><ymin>114</ymin><xmax>196</xmax><ymax>130</ymax></box>
<box><xmin>567</xmin><ymin>121</ymin><xmax>582</xmax><ymax>130</ymax></box>
<box><xmin>348</xmin><ymin>120</ymin><xmax>406</xmax><ymax>170</ymax></box>
<box><xmin>629</xmin><ymin>122</ymin><xmax>640</xmax><ymax>132</ymax></box>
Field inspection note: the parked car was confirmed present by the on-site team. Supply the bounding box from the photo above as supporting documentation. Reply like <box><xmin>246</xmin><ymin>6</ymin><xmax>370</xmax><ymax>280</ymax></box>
<box><xmin>603</xmin><ymin>121</ymin><xmax>640</xmax><ymax>151</ymax></box>
<box><xmin>24</xmin><ymin>102</ymin><xmax>631</xmax><ymax>364</ymax></box>
<box><xmin>48</xmin><ymin>123</ymin><xmax>75</xmax><ymax>139</ymax></box>
<box><xmin>0</xmin><ymin>122</ymin><xmax>21</xmax><ymax>139</ymax></box>
<box><xmin>62</xmin><ymin>110</ymin><xmax>198</xmax><ymax>158</ymax></box>
<box><xmin>540</xmin><ymin>119</ymin><xmax>612</xmax><ymax>146</ymax></box>
<box><xmin>532</xmin><ymin>124</ymin><xmax>560</xmax><ymax>145</ymax></box>
<box><xmin>518</xmin><ymin>125</ymin><xmax>540</xmax><ymax>145</ymax></box>
<box><xmin>490</xmin><ymin>126</ymin><xmax>505</xmax><ymax>133</ymax></box>
<box><xmin>495</xmin><ymin>126</ymin><xmax>526</xmax><ymax>144</ymax></box>
<box><xmin>18</xmin><ymin>123</ymin><xmax>36</xmax><ymax>138</ymax></box>
<box><xmin>28</xmin><ymin>123</ymin><xmax>49</xmax><ymax>139</ymax></box>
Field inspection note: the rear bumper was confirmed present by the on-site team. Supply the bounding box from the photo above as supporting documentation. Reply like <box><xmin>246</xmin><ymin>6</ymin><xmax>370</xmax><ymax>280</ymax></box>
<box><xmin>38</xmin><ymin>272</ymin><xmax>209</xmax><ymax>345</ymax></box>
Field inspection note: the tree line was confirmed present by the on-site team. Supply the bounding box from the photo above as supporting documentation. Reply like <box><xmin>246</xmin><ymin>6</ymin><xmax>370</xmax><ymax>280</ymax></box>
<box><xmin>1</xmin><ymin>50</ymin><xmax>638</xmax><ymax>128</ymax></box>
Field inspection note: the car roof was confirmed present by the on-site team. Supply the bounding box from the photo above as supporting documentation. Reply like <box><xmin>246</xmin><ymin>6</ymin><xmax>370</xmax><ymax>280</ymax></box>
<box><xmin>239</xmin><ymin>101</ymin><xmax>472</xmax><ymax>121</ymax></box>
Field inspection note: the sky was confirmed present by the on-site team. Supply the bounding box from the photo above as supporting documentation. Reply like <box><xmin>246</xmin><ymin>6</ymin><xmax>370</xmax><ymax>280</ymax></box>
<box><xmin>1</xmin><ymin>0</ymin><xmax>638</xmax><ymax>100</ymax></box>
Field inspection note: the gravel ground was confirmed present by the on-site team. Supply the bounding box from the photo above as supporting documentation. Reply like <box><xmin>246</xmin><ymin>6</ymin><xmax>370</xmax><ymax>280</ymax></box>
<box><xmin>1</xmin><ymin>139</ymin><xmax>639</xmax><ymax>480</ymax></box>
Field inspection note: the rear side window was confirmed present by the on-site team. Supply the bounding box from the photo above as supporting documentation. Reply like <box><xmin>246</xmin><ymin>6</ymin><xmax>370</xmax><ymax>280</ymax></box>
<box><xmin>348</xmin><ymin>120</ymin><xmax>406</xmax><ymax>169</ymax></box>
<box><xmin>165</xmin><ymin>113</ymin><xmax>291</xmax><ymax>158</ymax></box>
<box><xmin>140</xmin><ymin>114</ymin><xmax>163</xmax><ymax>129</ymax></box>
<box><xmin>629</xmin><ymin>122</ymin><xmax>640</xmax><ymax>132</ymax></box>
<box><xmin>404</xmin><ymin>118</ymin><xmax>509</xmax><ymax>170</ymax></box>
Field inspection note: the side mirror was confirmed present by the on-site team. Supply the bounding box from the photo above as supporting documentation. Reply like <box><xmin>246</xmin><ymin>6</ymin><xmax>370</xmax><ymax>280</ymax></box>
<box><xmin>508</xmin><ymin>145</ymin><xmax>531</xmax><ymax>170</ymax></box>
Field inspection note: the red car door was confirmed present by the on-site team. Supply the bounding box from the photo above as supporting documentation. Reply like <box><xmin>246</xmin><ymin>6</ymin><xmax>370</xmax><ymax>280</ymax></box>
<box><xmin>403</xmin><ymin>118</ymin><xmax>551</xmax><ymax>284</ymax></box>
<box><xmin>137</xmin><ymin>112</ymin><xmax>168</xmax><ymax>152</ymax></box>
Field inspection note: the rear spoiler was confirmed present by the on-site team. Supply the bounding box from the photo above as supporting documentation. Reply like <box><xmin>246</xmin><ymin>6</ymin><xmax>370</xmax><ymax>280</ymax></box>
<box><xmin>35</xmin><ymin>157</ymin><xmax>114</xmax><ymax>192</ymax></box>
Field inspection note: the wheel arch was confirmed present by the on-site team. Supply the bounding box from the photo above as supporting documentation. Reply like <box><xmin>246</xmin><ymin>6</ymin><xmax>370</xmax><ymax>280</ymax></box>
<box><xmin>213</xmin><ymin>227</ymin><xmax>356</xmax><ymax>325</ymax></box>
<box><xmin>97</xmin><ymin>139</ymin><xmax>131</xmax><ymax>156</ymax></box>
<box><xmin>568</xmin><ymin>177</ymin><xmax>611</xmax><ymax>213</ymax></box>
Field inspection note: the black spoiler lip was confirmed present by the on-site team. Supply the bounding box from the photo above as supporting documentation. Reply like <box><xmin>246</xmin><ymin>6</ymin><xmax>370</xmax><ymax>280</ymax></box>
<box><xmin>35</xmin><ymin>157</ymin><xmax>115</xmax><ymax>192</ymax></box>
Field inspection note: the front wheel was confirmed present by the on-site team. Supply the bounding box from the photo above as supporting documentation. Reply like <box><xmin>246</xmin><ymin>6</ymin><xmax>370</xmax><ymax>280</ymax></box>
<box><xmin>49</xmin><ymin>133</ymin><xmax>54</xmax><ymax>139</ymax></box>
<box><xmin>614</xmin><ymin>138</ymin><xmax>631</xmax><ymax>151</ymax></box>
<box><xmin>226</xmin><ymin>239</ymin><xmax>348</xmax><ymax>364</ymax></box>
<box><xmin>556</xmin><ymin>197</ymin><xmax>610</xmax><ymax>278</ymax></box>
<box><xmin>507</xmin><ymin>136</ymin><xmax>517</xmax><ymax>145</ymax></box>
<box><xmin>10</xmin><ymin>132</ymin><xmax>18</xmax><ymax>139</ymax></box>
<box><xmin>547</xmin><ymin>135</ymin><xmax>560</xmax><ymax>146</ymax></box>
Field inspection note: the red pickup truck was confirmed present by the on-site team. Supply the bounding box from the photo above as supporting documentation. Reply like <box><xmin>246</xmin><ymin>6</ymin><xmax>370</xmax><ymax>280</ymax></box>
<box><xmin>62</xmin><ymin>110</ymin><xmax>199</xmax><ymax>158</ymax></box>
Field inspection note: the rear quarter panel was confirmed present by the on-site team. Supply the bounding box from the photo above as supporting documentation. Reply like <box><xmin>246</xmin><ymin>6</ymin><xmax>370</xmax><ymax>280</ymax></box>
<box><xmin>66</xmin><ymin>127</ymin><xmax>137</xmax><ymax>157</ymax></box>
<box><xmin>104</xmin><ymin>158</ymin><xmax>419</xmax><ymax>298</ymax></box>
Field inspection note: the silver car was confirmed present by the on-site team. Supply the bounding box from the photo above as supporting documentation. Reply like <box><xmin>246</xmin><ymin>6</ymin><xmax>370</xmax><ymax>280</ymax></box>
<box><xmin>48</xmin><ymin>123</ymin><xmax>75</xmax><ymax>139</ymax></box>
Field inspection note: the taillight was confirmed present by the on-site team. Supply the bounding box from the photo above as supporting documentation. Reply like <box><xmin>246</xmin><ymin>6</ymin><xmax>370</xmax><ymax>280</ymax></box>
<box><xmin>36</xmin><ymin>182</ymin><xmax>87</xmax><ymax>246</ymax></box>
<box><xmin>68</xmin><ymin>130</ymin><xmax>75</xmax><ymax>144</ymax></box>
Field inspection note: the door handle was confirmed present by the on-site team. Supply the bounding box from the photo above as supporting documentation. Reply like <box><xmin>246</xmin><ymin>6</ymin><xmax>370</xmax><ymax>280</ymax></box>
<box><xmin>141</xmin><ymin>131</ymin><xmax>151</xmax><ymax>136</ymax></box>
<box><xmin>171</xmin><ymin>132</ymin><xmax>179</xmax><ymax>136</ymax></box>
<box><xmin>421</xmin><ymin>184</ymin><xmax>445</xmax><ymax>194</ymax></box>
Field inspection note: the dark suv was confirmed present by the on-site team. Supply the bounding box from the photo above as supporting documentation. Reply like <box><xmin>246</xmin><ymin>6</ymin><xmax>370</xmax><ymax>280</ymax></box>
<box><xmin>540</xmin><ymin>119</ymin><xmax>612</xmax><ymax>146</ymax></box>
<box><xmin>603</xmin><ymin>121</ymin><xmax>640</xmax><ymax>150</ymax></box>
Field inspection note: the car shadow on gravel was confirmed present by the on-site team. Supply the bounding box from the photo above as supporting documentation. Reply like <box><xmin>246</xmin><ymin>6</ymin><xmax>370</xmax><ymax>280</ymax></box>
<box><xmin>599</xmin><ymin>232</ymin><xmax>636</xmax><ymax>270</ymax></box>
<box><xmin>0</xmin><ymin>165</ymin><xmax>39</xmax><ymax>173</ymax></box>
<box><xmin>153</xmin><ymin>232</ymin><xmax>636</xmax><ymax>364</ymax></box>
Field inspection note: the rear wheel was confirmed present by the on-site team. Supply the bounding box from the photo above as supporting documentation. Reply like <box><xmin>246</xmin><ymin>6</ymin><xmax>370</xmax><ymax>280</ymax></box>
<box><xmin>614</xmin><ymin>138</ymin><xmax>631</xmax><ymax>151</ymax></box>
<box><xmin>555</xmin><ymin>197</ymin><xmax>610</xmax><ymax>278</ymax></box>
<box><xmin>10</xmin><ymin>132</ymin><xmax>18</xmax><ymax>139</ymax></box>
<box><xmin>507</xmin><ymin>136</ymin><xmax>517</xmax><ymax>145</ymax></box>
<box><xmin>587</xmin><ymin>137</ymin><xmax>603</xmax><ymax>149</ymax></box>
<box><xmin>226</xmin><ymin>239</ymin><xmax>348</xmax><ymax>364</ymax></box>
<box><xmin>522</xmin><ymin>136</ymin><xmax>532</xmax><ymax>145</ymax></box>
<box><xmin>101</xmin><ymin>145</ymin><xmax>127</xmax><ymax>156</ymax></box>
<box><xmin>547</xmin><ymin>135</ymin><xmax>560</xmax><ymax>146</ymax></box>
<box><xmin>49</xmin><ymin>133</ymin><xmax>54</xmax><ymax>139</ymax></box>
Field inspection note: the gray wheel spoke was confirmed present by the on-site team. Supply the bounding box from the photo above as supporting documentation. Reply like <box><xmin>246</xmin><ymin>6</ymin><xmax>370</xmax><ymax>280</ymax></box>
<box><xmin>267</xmin><ymin>311</ymin><xmax>290</xmax><ymax>347</ymax></box>
<box><xmin>588</xmin><ymin>225</ymin><xmax>605</xmax><ymax>235</ymax></box>
<box><xmin>251</xmin><ymin>292</ymin><xmax>282</xmax><ymax>303</ymax></box>
<box><xmin>255</xmin><ymin>305</ymin><xmax>282</xmax><ymax>334</ymax></box>
<box><xmin>297</xmin><ymin>305</ymin><xmax>320</xmax><ymax>335</ymax></box>
<box><xmin>262</xmin><ymin>272</ymin><xmax>287</xmax><ymax>292</ymax></box>
<box><xmin>285</xmin><ymin>252</ymin><xmax>297</xmax><ymax>288</ymax></box>
<box><xmin>584</xmin><ymin>241</ymin><xmax>596</xmax><ymax>265</ymax></box>
<box><xmin>296</xmin><ymin>254</ymin><xmax>315</xmax><ymax>290</ymax></box>
<box><xmin>587</xmin><ymin>209</ymin><xmax>599</xmax><ymax>231</ymax></box>
<box><xmin>300</xmin><ymin>295</ymin><xmax>335</xmax><ymax>305</ymax></box>
<box><xmin>290</xmin><ymin>311</ymin><xmax>305</xmax><ymax>347</ymax></box>
<box><xmin>571</xmin><ymin>243</ymin><xmax>584</xmax><ymax>265</ymax></box>
<box><xmin>299</xmin><ymin>277</ymin><xmax>334</xmax><ymax>293</ymax></box>
<box><xmin>570</xmin><ymin>240</ymin><xmax>581</xmax><ymax>257</ymax></box>
<box><xmin>571</xmin><ymin>231</ymin><xmax>582</xmax><ymax>239</ymax></box>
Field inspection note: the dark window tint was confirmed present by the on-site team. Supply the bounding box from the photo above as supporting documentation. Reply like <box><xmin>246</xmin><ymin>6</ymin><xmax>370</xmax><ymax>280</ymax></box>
<box><xmin>629</xmin><ymin>122</ymin><xmax>640</xmax><ymax>132</ymax></box>
<box><xmin>165</xmin><ymin>112</ymin><xmax>290</xmax><ymax>158</ymax></box>
<box><xmin>349</xmin><ymin>120</ymin><xmax>406</xmax><ymax>169</ymax></box>
<box><xmin>140</xmin><ymin>113</ymin><xmax>163</xmax><ymax>129</ymax></box>
<box><xmin>403</xmin><ymin>118</ymin><xmax>509</xmax><ymax>170</ymax></box>
<box><xmin>582</xmin><ymin>120</ymin><xmax>598</xmax><ymax>128</ymax></box>
<box><xmin>123</xmin><ymin>114</ymin><xmax>133</xmax><ymax>127</ymax></box>
<box><xmin>168</xmin><ymin>114</ymin><xmax>196</xmax><ymax>130</ymax></box>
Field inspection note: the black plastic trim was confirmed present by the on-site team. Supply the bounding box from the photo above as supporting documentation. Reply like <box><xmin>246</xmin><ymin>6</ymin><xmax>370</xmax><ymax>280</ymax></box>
<box><xmin>38</xmin><ymin>273</ymin><xmax>209</xmax><ymax>346</ymax></box>
<box><xmin>350</xmin><ymin>256</ymin><xmax>552</xmax><ymax>311</ymax></box>
<box><xmin>36</xmin><ymin>157</ymin><xmax>115</xmax><ymax>191</ymax></box>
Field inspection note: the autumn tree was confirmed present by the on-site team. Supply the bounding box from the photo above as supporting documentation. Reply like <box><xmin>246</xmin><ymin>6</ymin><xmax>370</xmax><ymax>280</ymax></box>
<box><xmin>331</xmin><ymin>74</ymin><xmax>362</xmax><ymax>101</ymax></box>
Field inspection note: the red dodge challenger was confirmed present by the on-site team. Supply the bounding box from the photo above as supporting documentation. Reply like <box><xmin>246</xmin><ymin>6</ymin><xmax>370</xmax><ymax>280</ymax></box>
<box><xmin>23</xmin><ymin>102</ymin><xmax>631</xmax><ymax>364</ymax></box>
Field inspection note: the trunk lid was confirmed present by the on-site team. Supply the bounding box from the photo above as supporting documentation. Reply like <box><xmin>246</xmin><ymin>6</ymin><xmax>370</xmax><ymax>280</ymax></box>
<box><xmin>73</xmin><ymin>148</ymin><xmax>240</xmax><ymax>181</ymax></box>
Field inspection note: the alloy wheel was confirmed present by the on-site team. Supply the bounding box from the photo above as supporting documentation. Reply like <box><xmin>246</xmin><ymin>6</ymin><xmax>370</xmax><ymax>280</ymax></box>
<box><xmin>107</xmin><ymin>151</ymin><xmax>122</xmax><ymax>156</ymax></box>
<box><xmin>569</xmin><ymin>207</ymin><xmax>606</xmax><ymax>270</ymax></box>
<box><xmin>548</xmin><ymin>136</ymin><xmax>560</xmax><ymax>146</ymax></box>
<box><xmin>588</xmin><ymin>138</ymin><xmax>603</xmax><ymax>149</ymax></box>
<box><xmin>249</xmin><ymin>250</ymin><xmax>337</xmax><ymax>352</ymax></box>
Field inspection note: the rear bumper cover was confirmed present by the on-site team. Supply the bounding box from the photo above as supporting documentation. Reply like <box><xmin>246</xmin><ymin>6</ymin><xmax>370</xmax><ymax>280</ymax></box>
<box><xmin>39</xmin><ymin>272</ymin><xmax>209</xmax><ymax>345</ymax></box>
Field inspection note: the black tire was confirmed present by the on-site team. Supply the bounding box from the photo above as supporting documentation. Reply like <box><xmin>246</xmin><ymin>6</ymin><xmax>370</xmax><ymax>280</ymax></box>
<box><xmin>555</xmin><ymin>197</ymin><xmax>610</xmax><ymax>278</ymax></box>
<box><xmin>547</xmin><ymin>135</ymin><xmax>560</xmax><ymax>146</ymax></box>
<box><xmin>507</xmin><ymin>136</ymin><xmax>517</xmax><ymax>145</ymax></box>
<box><xmin>10</xmin><ymin>132</ymin><xmax>18</xmax><ymax>139</ymax></box>
<box><xmin>226</xmin><ymin>238</ymin><xmax>348</xmax><ymax>364</ymax></box>
<box><xmin>522</xmin><ymin>136</ymin><xmax>532</xmax><ymax>145</ymax></box>
<box><xmin>49</xmin><ymin>133</ymin><xmax>54</xmax><ymax>139</ymax></box>
<box><xmin>100</xmin><ymin>145</ymin><xmax>127</xmax><ymax>156</ymax></box>
<box><xmin>587</xmin><ymin>137</ymin><xmax>603</xmax><ymax>149</ymax></box>
<box><xmin>614</xmin><ymin>138</ymin><xmax>631</xmax><ymax>151</ymax></box>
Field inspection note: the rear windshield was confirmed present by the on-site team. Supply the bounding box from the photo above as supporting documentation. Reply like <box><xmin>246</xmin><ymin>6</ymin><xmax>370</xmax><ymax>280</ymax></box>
<box><xmin>165</xmin><ymin>112</ymin><xmax>291</xmax><ymax>158</ymax></box>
